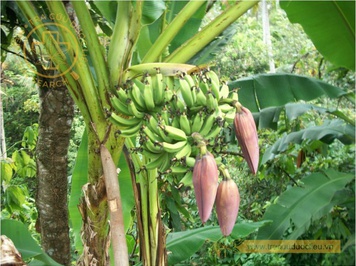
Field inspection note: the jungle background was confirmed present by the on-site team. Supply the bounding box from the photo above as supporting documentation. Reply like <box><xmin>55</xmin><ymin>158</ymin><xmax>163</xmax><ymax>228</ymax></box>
<box><xmin>1</xmin><ymin>1</ymin><xmax>354</xmax><ymax>265</ymax></box>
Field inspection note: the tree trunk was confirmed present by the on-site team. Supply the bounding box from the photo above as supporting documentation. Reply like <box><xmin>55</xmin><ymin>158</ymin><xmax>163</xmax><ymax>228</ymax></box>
<box><xmin>261</xmin><ymin>0</ymin><xmax>275</xmax><ymax>73</ymax></box>
<box><xmin>36</xmin><ymin>75</ymin><xmax>74</xmax><ymax>265</ymax></box>
<box><xmin>0</xmin><ymin>86</ymin><xmax>6</xmax><ymax>159</ymax></box>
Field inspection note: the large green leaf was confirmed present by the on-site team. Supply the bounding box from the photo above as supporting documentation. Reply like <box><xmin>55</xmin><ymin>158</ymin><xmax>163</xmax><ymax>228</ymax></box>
<box><xmin>69</xmin><ymin>129</ymin><xmax>89</xmax><ymax>254</ymax></box>
<box><xmin>141</xmin><ymin>0</ymin><xmax>165</xmax><ymax>25</ymax></box>
<box><xmin>228</xmin><ymin>74</ymin><xmax>348</xmax><ymax>113</ymax></box>
<box><xmin>257</xmin><ymin>170</ymin><xmax>354</xmax><ymax>240</ymax></box>
<box><xmin>261</xmin><ymin>119</ymin><xmax>355</xmax><ymax>164</ymax></box>
<box><xmin>166</xmin><ymin>220</ymin><xmax>269</xmax><ymax>265</ymax></box>
<box><xmin>280</xmin><ymin>1</ymin><xmax>355</xmax><ymax>71</ymax></box>
<box><xmin>255</xmin><ymin>102</ymin><xmax>354</xmax><ymax>130</ymax></box>
<box><xmin>1</xmin><ymin>219</ymin><xmax>62</xmax><ymax>266</ymax></box>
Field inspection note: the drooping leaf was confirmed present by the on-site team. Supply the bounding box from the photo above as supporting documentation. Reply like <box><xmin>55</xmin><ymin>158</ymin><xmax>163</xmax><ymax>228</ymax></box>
<box><xmin>166</xmin><ymin>220</ymin><xmax>269</xmax><ymax>265</ymax></box>
<box><xmin>257</xmin><ymin>170</ymin><xmax>354</xmax><ymax>240</ymax></box>
<box><xmin>280</xmin><ymin>1</ymin><xmax>355</xmax><ymax>71</ymax></box>
<box><xmin>261</xmin><ymin>119</ymin><xmax>355</xmax><ymax>164</ymax></box>
<box><xmin>229</xmin><ymin>74</ymin><xmax>349</xmax><ymax>113</ymax></box>
<box><xmin>1</xmin><ymin>219</ymin><xmax>62</xmax><ymax>266</ymax></box>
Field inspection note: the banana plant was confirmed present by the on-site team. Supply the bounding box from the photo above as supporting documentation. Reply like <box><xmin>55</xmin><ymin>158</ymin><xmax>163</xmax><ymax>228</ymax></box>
<box><xmin>14</xmin><ymin>1</ymin><xmax>259</xmax><ymax>265</ymax></box>
<box><xmin>11</xmin><ymin>1</ymin><xmax>355</xmax><ymax>265</ymax></box>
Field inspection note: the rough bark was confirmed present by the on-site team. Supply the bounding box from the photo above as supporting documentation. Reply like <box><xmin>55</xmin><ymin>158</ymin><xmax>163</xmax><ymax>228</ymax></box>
<box><xmin>36</xmin><ymin>75</ymin><xmax>74</xmax><ymax>265</ymax></box>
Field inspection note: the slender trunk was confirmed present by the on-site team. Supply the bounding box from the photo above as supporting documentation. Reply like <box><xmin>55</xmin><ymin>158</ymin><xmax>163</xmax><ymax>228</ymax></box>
<box><xmin>0</xmin><ymin>87</ymin><xmax>6</xmax><ymax>159</ymax></box>
<box><xmin>36</xmin><ymin>75</ymin><xmax>74</xmax><ymax>265</ymax></box>
<box><xmin>261</xmin><ymin>0</ymin><xmax>275</xmax><ymax>73</ymax></box>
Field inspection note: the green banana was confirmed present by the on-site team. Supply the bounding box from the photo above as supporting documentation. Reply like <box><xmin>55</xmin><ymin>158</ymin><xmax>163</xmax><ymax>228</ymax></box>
<box><xmin>219</xmin><ymin>103</ymin><xmax>235</xmax><ymax>113</ymax></box>
<box><xmin>184</xmin><ymin>157</ymin><xmax>196</xmax><ymax>167</ymax></box>
<box><xmin>145</xmin><ymin>114</ymin><xmax>161</xmax><ymax>135</ymax></box>
<box><xmin>130</xmin><ymin>80</ymin><xmax>146</xmax><ymax>110</ymax></box>
<box><xmin>178</xmin><ymin>75</ymin><xmax>194</xmax><ymax>108</ymax></box>
<box><xmin>179</xmin><ymin>171</ymin><xmax>193</xmax><ymax>187</ymax></box>
<box><xmin>199</xmin><ymin>112</ymin><xmax>216</xmax><ymax>136</ymax></box>
<box><xmin>160</xmin><ymin>140</ymin><xmax>187</xmax><ymax>153</ymax></box>
<box><xmin>171</xmin><ymin>115</ymin><xmax>180</xmax><ymax>129</ymax></box>
<box><xmin>110</xmin><ymin>112</ymin><xmax>141</xmax><ymax>129</ymax></box>
<box><xmin>152</xmin><ymin>71</ymin><xmax>165</xmax><ymax>106</ymax></box>
<box><xmin>198</xmin><ymin>76</ymin><xmax>210</xmax><ymax>94</ymax></box>
<box><xmin>205</xmin><ymin>124</ymin><xmax>222</xmax><ymax>140</ymax></box>
<box><xmin>127</xmin><ymin>98</ymin><xmax>145</xmax><ymax>119</ymax></box>
<box><xmin>110</xmin><ymin>95</ymin><xmax>132</xmax><ymax>116</ymax></box>
<box><xmin>117</xmin><ymin>121</ymin><xmax>142</xmax><ymax>137</ymax></box>
<box><xmin>156</xmin><ymin>124</ymin><xmax>173</xmax><ymax>143</ymax></box>
<box><xmin>179</xmin><ymin>112</ymin><xmax>191</xmax><ymax>135</ymax></box>
<box><xmin>161</xmin><ymin>124</ymin><xmax>187</xmax><ymax>141</ymax></box>
<box><xmin>175</xmin><ymin>142</ymin><xmax>192</xmax><ymax>159</ymax></box>
<box><xmin>163</xmin><ymin>86</ymin><xmax>174</xmax><ymax>103</ymax></box>
<box><xmin>170</xmin><ymin>165</ymin><xmax>189</xmax><ymax>174</ymax></box>
<box><xmin>144</xmin><ymin>139</ymin><xmax>163</xmax><ymax>154</ymax></box>
<box><xmin>116</xmin><ymin>87</ymin><xmax>128</xmax><ymax>103</ymax></box>
<box><xmin>159</xmin><ymin>153</ymin><xmax>173</xmax><ymax>172</ymax></box>
<box><xmin>230</xmin><ymin>89</ymin><xmax>239</xmax><ymax>101</ymax></box>
<box><xmin>206</xmin><ymin>91</ymin><xmax>219</xmax><ymax>111</ymax></box>
<box><xmin>161</xmin><ymin>107</ymin><xmax>170</xmax><ymax>125</ymax></box>
<box><xmin>195</xmin><ymin>87</ymin><xmax>207</xmax><ymax>106</ymax></box>
<box><xmin>184</xmin><ymin>72</ymin><xmax>197</xmax><ymax>89</ymax></box>
<box><xmin>142</xmin><ymin>125</ymin><xmax>160</xmax><ymax>143</ymax></box>
<box><xmin>142</xmin><ymin>75</ymin><xmax>155</xmax><ymax>111</ymax></box>
<box><xmin>206</xmin><ymin>70</ymin><xmax>220</xmax><ymax>99</ymax></box>
<box><xmin>191</xmin><ymin>112</ymin><xmax>205</xmax><ymax>133</ymax></box>
<box><xmin>171</xmin><ymin>93</ymin><xmax>186</xmax><ymax>113</ymax></box>
<box><xmin>145</xmin><ymin>152</ymin><xmax>167</xmax><ymax>170</ymax></box>
<box><xmin>220</xmin><ymin>81</ymin><xmax>229</xmax><ymax>99</ymax></box>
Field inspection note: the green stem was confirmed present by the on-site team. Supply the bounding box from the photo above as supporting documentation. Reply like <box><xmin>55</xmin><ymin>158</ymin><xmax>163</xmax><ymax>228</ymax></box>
<box><xmin>108</xmin><ymin>1</ymin><xmax>142</xmax><ymax>86</ymax></box>
<box><xmin>16</xmin><ymin>1</ymin><xmax>94</xmax><ymax>128</ymax></box>
<box><xmin>46</xmin><ymin>1</ymin><xmax>105</xmax><ymax>128</ymax></box>
<box><xmin>142</xmin><ymin>1</ymin><xmax>205</xmax><ymax>63</ymax></box>
<box><xmin>164</xmin><ymin>0</ymin><xmax>260</xmax><ymax>63</ymax></box>
<box><xmin>125</xmin><ymin>138</ymin><xmax>151</xmax><ymax>264</ymax></box>
<box><xmin>71</xmin><ymin>1</ymin><xmax>111</xmax><ymax>107</ymax></box>
<box><xmin>148</xmin><ymin>167</ymin><xmax>159</xmax><ymax>265</ymax></box>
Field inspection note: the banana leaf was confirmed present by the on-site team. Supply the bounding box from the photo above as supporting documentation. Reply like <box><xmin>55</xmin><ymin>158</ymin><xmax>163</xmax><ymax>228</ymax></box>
<box><xmin>261</xmin><ymin>119</ymin><xmax>355</xmax><ymax>164</ymax></box>
<box><xmin>255</xmin><ymin>102</ymin><xmax>354</xmax><ymax>130</ymax></box>
<box><xmin>166</xmin><ymin>220</ymin><xmax>270</xmax><ymax>265</ymax></box>
<box><xmin>257</xmin><ymin>170</ymin><xmax>354</xmax><ymax>240</ymax></box>
<box><xmin>228</xmin><ymin>73</ymin><xmax>349</xmax><ymax>113</ymax></box>
<box><xmin>280</xmin><ymin>0</ymin><xmax>355</xmax><ymax>71</ymax></box>
<box><xmin>1</xmin><ymin>219</ymin><xmax>62</xmax><ymax>266</ymax></box>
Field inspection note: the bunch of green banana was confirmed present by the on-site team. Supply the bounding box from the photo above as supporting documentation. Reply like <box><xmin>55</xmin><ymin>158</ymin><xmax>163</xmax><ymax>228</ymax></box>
<box><xmin>109</xmin><ymin>63</ymin><xmax>251</xmax><ymax>186</ymax></box>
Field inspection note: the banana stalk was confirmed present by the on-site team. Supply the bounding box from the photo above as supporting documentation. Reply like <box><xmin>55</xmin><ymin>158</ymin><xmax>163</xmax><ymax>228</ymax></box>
<box><xmin>100</xmin><ymin>145</ymin><xmax>129</xmax><ymax>266</ymax></box>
